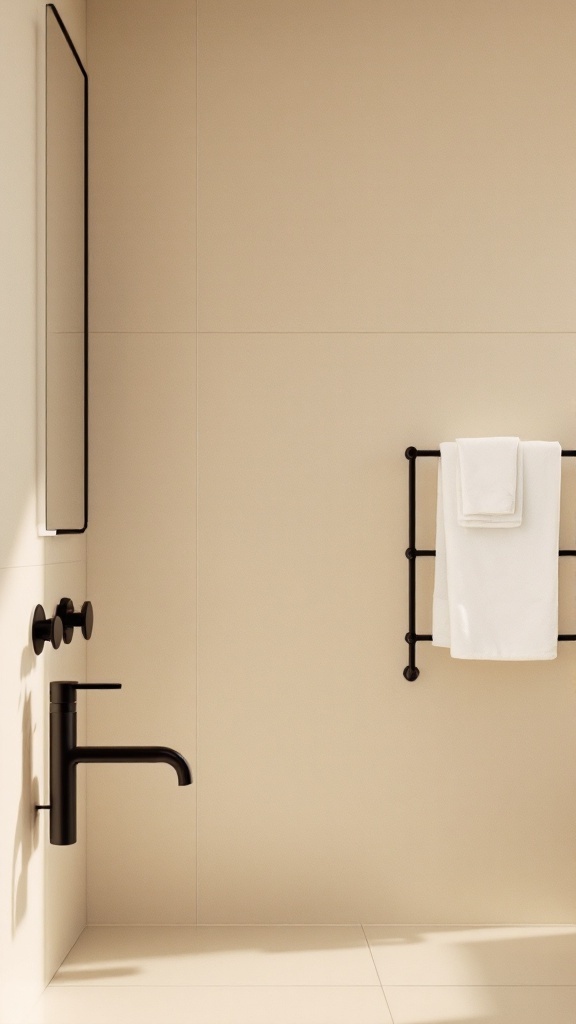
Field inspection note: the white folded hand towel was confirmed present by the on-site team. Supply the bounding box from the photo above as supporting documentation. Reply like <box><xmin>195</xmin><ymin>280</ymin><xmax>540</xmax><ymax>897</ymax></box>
<box><xmin>433</xmin><ymin>440</ymin><xmax>561</xmax><ymax>660</ymax></box>
<box><xmin>456</xmin><ymin>436</ymin><xmax>522</xmax><ymax>527</ymax></box>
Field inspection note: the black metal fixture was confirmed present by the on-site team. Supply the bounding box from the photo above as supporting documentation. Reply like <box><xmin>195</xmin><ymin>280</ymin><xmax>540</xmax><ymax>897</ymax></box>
<box><xmin>46</xmin><ymin>681</ymin><xmax>192</xmax><ymax>845</ymax></box>
<box><xmin>56</xmin><ymin>597</ymin><xmax>93</xmax><ymax>644</ymax></box>
<box><xmin>404</xmin><ymin>446</ymin><xmax>576</xmax><ymax>681</ymax></box>
<box><xmin>45</xmin><ymin>5</ymin><xmax>89</xmax><ymax>534</ymax></box>
<box><xmin>32</xmin><ymin>605</ymin><xmax>64</xmax><ymax>655</ymax></box>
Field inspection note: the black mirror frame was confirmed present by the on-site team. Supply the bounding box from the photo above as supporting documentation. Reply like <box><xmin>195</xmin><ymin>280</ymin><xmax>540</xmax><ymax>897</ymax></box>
<box><xmin>45</xmin><ymin>4</ymin><xmax>88</xmax><ymax>534</ymax></box>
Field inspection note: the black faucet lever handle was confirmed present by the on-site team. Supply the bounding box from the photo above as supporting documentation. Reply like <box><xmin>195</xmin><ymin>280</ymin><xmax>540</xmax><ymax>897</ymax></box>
<box><xmin>50</xmin><ymin>681</ymin><xmax>122</xmax><ymax>709</ymax></box>
<box><xmin>75</xmin><ymin>683</ymin><xmax>122</xmax><ymax>690</ymax></box>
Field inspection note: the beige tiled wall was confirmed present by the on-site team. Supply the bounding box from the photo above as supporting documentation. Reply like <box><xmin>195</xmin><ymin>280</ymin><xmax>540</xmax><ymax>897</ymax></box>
<box><xmin>88</xmin><ymin>0</ymin><xmax>196</xmax><ymax>334</ymax></box>
<box><xmin>86</xmin><ymin>0</ymin><xmax>197</xmax><ymax>923</ymax></box>
<box><xmin>0</xmin><ymin>3</ymin><xmax>87</xmax><ymax>1021</ymax></box>
<box><xmin>87</xmin><ymin>335</ymin><xmax>196</xmax><ymax>923</ymax></box>
<box><xmin>87</xmin><ymin>0</ymin><xmax>576</xmax><ymax>926</ymax></box>
<box><xmin>198</xmin><ymin>333</ymin><xmax>576</xmax><ymax>923</ymax></box>
<box><xmin>198</xmin><ymin>0</ymin><xmax>576</xmax><ymax>334</ymax></box>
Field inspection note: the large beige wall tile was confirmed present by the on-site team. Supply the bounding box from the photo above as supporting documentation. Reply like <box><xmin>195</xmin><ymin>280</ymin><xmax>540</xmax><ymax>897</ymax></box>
<box><xmin>0</xmin><ymin>559</ymin><xmax>86</xmax><ymax>1022</ymax></box>
<box><xmin>0</xmin><ymin>2</ymin><xmax>87</xmax><ymax>1020</ymax></box>
<box><xmin>198</xmin><ymin>333</ymin><xmax>576</xmax><ymax>923</ymax></box>
<box><xmin>87</xmin><ymin>0</ymin><xmax>576</xmax><ymax>930</ymax></box>
<box><xmin>0</xmin><ymin>0</ymin><xmax>63</xmax><ymax>571</ymax></box>
<box><xmin>25</xmin><ymin>984</ymin><xmax>392</xmax><ymax>1024</ymax></box>
<box><xmin>87</xmin><ymin>0</ymin><xmax>196</xmax><ymax>333</ymax></box>
<box><xmin>0</xmin><ymin>322</ymin><xmax>45</xmax><ymax>568</ymax></box>
<box><xmin>52</xmin><ymin>925</ymin><xmax>379</xmax><ymax>985</ymax></box>
<box><xmin>384</xmin><ymin>986</ymin><xmax>576</xmax><ymax>1024</ymax></box>
<box><xmin>0</xmin><ymin>563</ymin><xmax>48</xmax><ymax>1023</ymax></box>
<box><xmin>364</xmin><ymin>925</ymin><xmax>576</xmax><ymax>985</ymax></box>
<box><xmin>87</xmin><ymin>334</ymin><xmax>196</xmax><ymax>922</ymax></box>
<box><xmin>198</xmin><ymin>0</ymin><xmax>576</xmax><ymax>333</ymax></box>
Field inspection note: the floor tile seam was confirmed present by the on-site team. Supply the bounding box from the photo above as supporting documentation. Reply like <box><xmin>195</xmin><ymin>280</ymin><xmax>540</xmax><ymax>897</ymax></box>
<box><xmin>361</xmin><ymin>924</ymin><xmax>394</xmax><ymax>1022</ymax></box>
<box><xmin>82</xmin><ymin>923</ymin><xmax>371</xmax><ymax>928</ymax></box>
<box><xmin>47</xmin><ymin>928</ymin><xmax>88</xmax><ymax>987</ymax></box>
<box><xmin>81</xmin><ymin>922</ymin><xmax>576</xmax><ymax>928</ymax></box>
<box><xmin>380</xmin><ymin>983</ymin><xmax>576</xmax><ymax>989</ymax></box>
<box><xmin>49</xmin><ymin>983</ymin><xmax>394</xmax><ymax>989</ymax></box>
<box><xmin>361</xmin><ymin>923</ymin><xmax>576</xmax><ymax>928</ymax></box>
<box><xmin>80</xmin><ymin>925</ymin><xmax>576</xmax><ymax>933</ymax></box>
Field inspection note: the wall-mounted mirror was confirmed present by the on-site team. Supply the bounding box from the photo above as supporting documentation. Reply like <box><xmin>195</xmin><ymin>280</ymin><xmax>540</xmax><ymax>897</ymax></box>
<box><xmin>44</xmin><ymin>4</ymin><xmax>87</xmax><ymax>532</ymax></box>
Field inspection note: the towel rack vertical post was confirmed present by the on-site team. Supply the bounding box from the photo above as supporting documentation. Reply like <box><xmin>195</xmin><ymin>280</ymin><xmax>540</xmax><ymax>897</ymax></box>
<box><xmin>404</xmin><ymin>447</ymin><xmax>419</xmax><ymax>680</ymax></box>
<box><xmin>404</xmin><ymin>448</ymin><xmax>437</xmax><ymax>680</ymax></box>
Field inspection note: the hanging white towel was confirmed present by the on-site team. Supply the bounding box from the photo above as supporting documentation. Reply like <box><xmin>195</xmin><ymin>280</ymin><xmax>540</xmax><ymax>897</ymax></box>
<box><xmin>433</xmin><ymin>440</ymin><xmax>561</xmax><ymax>660</ymax></box>
<box><xmin>456</xmin><ymin>436</ymin><xmax>522</xmax><ymax>527</ymax></box>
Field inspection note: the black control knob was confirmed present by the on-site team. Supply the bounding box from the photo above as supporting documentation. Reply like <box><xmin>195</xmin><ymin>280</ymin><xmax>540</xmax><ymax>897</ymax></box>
<box><xmin>32</xmin><ymin>605</ymin><xmax>64</xmax><ymax>655</ymax></box>
<box><xmin>56</xmin><ymin>598</ymin><xmax>94</xmax><ymax>644</ymax></box>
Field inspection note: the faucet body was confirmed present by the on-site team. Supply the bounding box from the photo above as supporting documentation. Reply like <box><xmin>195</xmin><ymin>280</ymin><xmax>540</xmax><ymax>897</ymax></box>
<box><xmin>49</xmin><ymin>682</ymin><xmax>192</xmax><ymax>845</ymax></box>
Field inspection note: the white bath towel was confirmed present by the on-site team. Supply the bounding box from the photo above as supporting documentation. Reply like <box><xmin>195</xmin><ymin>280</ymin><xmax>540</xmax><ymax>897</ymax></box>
<box><xmin>457</xmin><ymin>436</ymin><xmax>522</xmax><ymax>527</ymax></box>
<box><xmin>433</xmin><ymin>440</ymin><xmax>561</xmax><ymax>660</ymax></box>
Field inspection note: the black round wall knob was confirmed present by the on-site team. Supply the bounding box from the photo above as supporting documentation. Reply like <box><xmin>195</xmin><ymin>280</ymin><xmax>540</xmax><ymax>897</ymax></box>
<box><xmin>79</xmin><ymin>601</ymin><xmax>94</xmax><ymax>640</ymax></box>
<box><xmin>56</xmin><ymin>598</ymin><xmax>94</xmax><ymax>643</ymax></box>
<box><xmin>32</xmin><ymin>605</ymin><xmax>64</xmax><ymax>655</ymax></box>
<box><xmin>56</xmin><ymin>598</ymin><xmax>74</xmax><ymax>644</ymax></box>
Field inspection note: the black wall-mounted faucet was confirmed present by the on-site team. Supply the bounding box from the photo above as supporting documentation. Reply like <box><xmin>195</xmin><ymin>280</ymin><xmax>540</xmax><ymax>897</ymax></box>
<box><xmin>49</xmin><ymin>681</ymin><xmax>192</xmax><ymax>845</ymax></box>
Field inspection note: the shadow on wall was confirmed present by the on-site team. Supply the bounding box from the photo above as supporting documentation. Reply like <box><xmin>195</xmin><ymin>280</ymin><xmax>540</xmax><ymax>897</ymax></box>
<box><xmin>11</xmin><ymin>650</ymin><xmax>40</xmax><ymax>936</ymax></box>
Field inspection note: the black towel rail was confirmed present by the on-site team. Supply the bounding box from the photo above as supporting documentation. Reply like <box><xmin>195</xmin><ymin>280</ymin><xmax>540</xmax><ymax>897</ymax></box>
<box><xmin>404</xmin><ymin>446</ymin><xmax>576</xmax><ymax>681</ymax></box>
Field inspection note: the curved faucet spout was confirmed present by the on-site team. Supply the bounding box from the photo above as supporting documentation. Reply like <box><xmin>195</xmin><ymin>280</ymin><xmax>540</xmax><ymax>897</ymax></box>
<box><xmin>71</xmin><ymin>745</ymin><xmax>193</xmax><ymax>785</ymax></box>
<box><xmin>49</xmin><ymin>681</ymin><xmax>193</xmax><ymax>844</ymax></box>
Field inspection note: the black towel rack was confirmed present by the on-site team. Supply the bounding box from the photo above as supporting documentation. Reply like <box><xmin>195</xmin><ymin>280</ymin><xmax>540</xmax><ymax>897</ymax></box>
<box><xmin>404</xmin><ymin>446</ymin><xmax>576</xmax><ymax>681</ymax></box>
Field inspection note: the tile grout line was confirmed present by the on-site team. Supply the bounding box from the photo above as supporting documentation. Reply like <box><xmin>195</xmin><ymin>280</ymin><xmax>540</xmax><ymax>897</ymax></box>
<box><xmin>44</xmin><ymin>982</ymin><xmax>576</xmax><ymax>989</ymax></box>
<box><xmin>361</xmin><ymin>925</ymin><xmax>395</xmax><ymax>1023</ymax></box>
<box><xmin>84</xmin><ymin>0</ymin><xmax>91</xmax><ymax>939</ymax></box>
<box><xmin>0</xmin><ymin>558</ymin><xmax>85</xmax><ymax>572</ymax></box>
<box><xmin>196</xmin><ymin>330</ymin><xmax>576</xmax><ymax>336</ymax></box>
<box><xmin>88</xmin><ymin>330</ymin><xmax>576</xmax><ymax>336</ymax></box>
<box><xmin>195</xmin><ymin>0</ymin><xmax>199</xmax><ymax>929</ymax></box>
<box><xmin>76</xmin><ymin>925</ymin><xmax>576</xmax><ymax>933</ymax></box>
<box><xmin>48</xmin><ymin>983</ymin><xmax>411</xmax><ymax>989</ymax></box>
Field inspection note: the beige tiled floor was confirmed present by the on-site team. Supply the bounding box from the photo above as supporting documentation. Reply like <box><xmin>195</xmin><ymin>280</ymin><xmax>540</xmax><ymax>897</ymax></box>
<box><xmin>24</xmin><ymin>925</ymin><xmax>576</xmax><ymax>1023</ymax></box>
